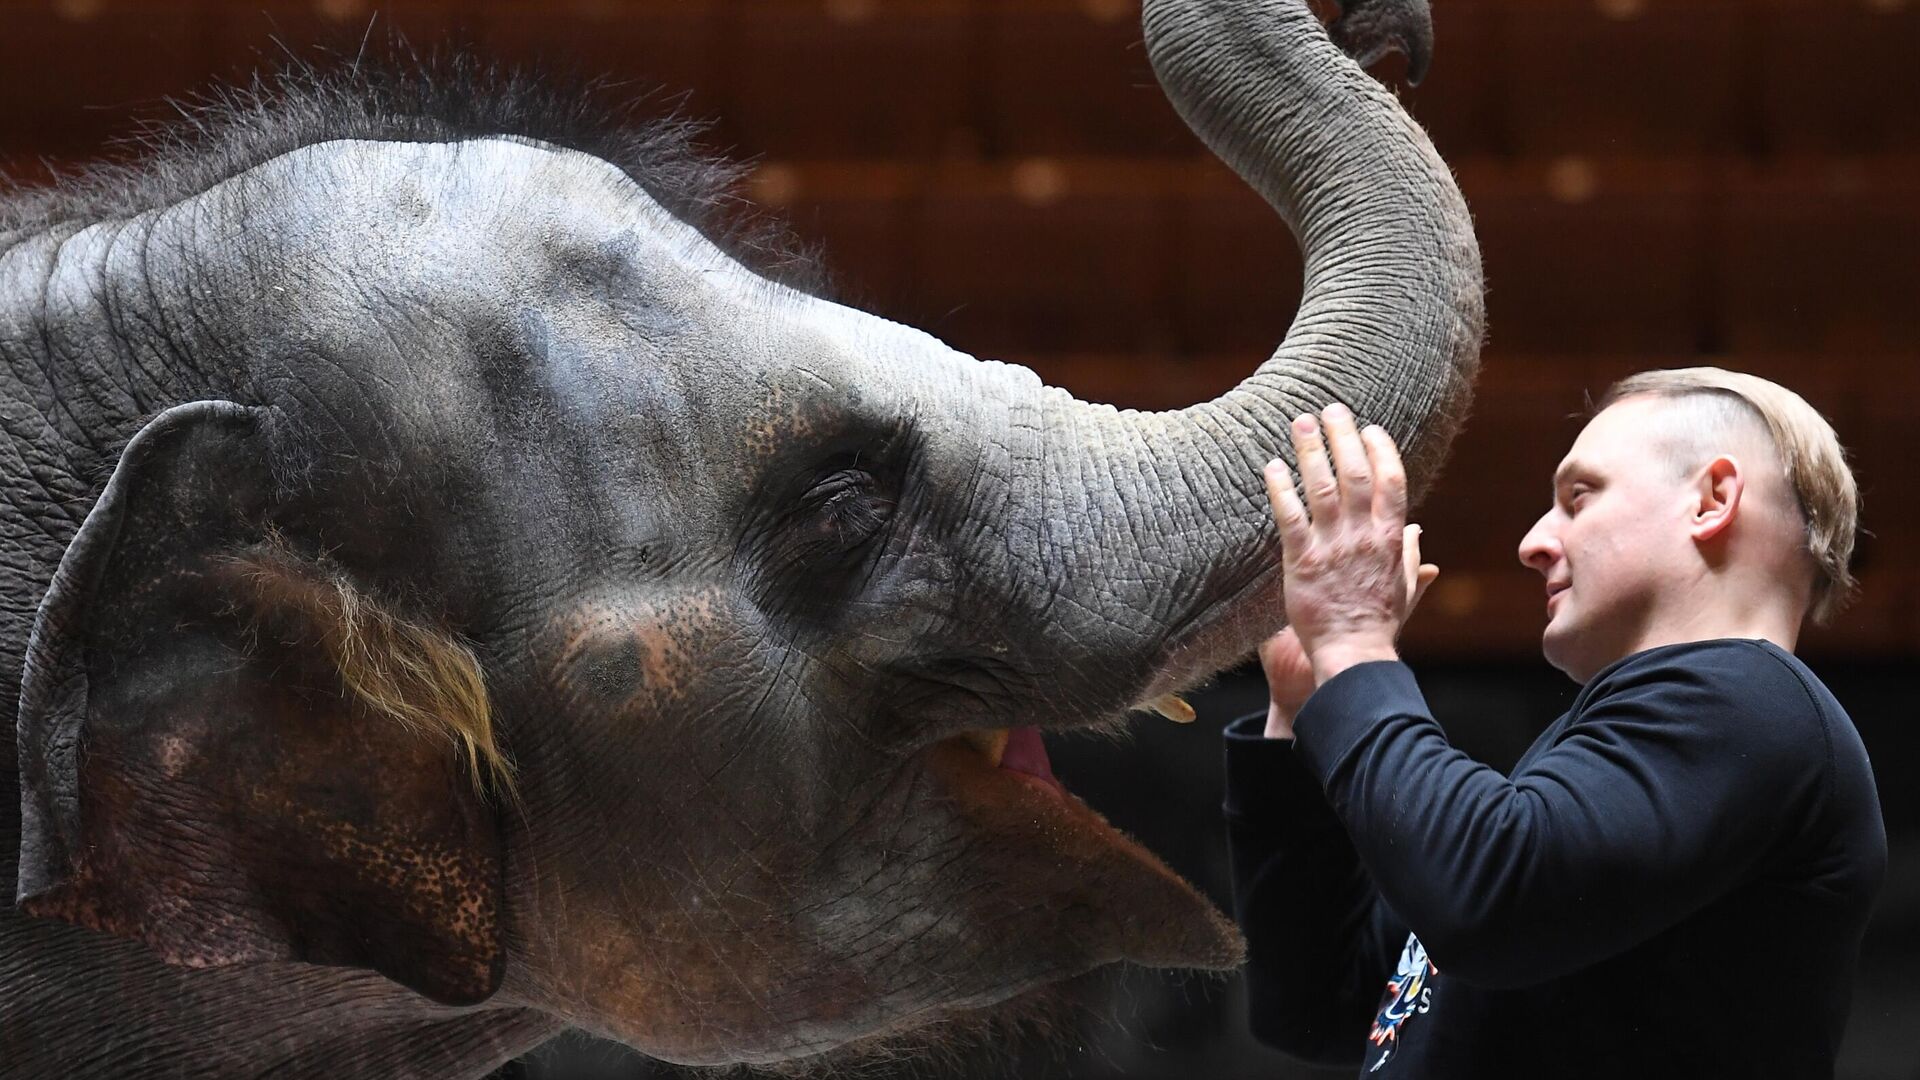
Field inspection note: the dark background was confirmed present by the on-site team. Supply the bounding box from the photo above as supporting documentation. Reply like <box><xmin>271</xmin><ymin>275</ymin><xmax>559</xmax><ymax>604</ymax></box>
<box><xmin>2</xmin><ymin>1</ymin><xmax>1914</xmax><ymax>1076</ymax></box>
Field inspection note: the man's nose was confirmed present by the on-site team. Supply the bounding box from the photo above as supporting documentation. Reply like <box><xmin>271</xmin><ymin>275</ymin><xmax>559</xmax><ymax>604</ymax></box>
<box><xmin>1517</xmin><ymin>511</ymin><xmax>1559</xmax><ymax>572</ymax></box>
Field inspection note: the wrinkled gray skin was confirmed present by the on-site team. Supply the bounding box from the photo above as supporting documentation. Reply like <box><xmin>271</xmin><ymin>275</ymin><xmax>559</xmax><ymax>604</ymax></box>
<box><xmin>0</xmin><ymin>0</ymin><xmax>1480</xmax><ymax>1076</ymax></box>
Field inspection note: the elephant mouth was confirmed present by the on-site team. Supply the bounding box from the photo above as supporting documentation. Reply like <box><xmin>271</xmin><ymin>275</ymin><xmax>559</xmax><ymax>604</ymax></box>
<box><xmin>927</xmin><ymin>725</ymin><xmax>1245</xmax><ymax>976</ymax></box>
<box><xmin>956</xmin><ymin>726</ymin><xmax>1064</xmax><ymax>791</ymax></box>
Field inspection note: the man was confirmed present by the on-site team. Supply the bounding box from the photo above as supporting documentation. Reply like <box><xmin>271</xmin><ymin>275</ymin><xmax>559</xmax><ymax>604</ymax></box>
<box><xmin>1224</xmin><ymin>368</ymin><xmax>1886</xmax><ymax>1076</ymax></box>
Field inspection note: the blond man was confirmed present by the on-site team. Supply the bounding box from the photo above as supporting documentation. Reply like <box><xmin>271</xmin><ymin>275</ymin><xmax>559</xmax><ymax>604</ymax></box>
<box><xmin>1225</xmin><ymin>369</ymin><xmax>1886</xmax><ymax>1076</ymax></box>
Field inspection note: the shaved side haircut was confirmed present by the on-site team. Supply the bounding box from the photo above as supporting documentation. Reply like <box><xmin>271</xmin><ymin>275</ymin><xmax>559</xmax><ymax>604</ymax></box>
<box><xmin>1598</xmin><ymin>367</ymin><xmax>1859</xmax><ymax>624</ymax></box>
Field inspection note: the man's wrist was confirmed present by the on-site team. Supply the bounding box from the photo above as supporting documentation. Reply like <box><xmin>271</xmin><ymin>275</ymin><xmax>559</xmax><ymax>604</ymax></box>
<box><xmin>1310</xmin><ymin>637</ymin><xmax>1401</xmax><ymax>686</ymax></box>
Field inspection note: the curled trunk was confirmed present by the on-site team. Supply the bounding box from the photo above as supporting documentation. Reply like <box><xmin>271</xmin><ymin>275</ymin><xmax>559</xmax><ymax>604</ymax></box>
<box><xmin>1022</xmin><ymin>0</ymin><xmax>1484</xmax><ymax>695</ymax></box>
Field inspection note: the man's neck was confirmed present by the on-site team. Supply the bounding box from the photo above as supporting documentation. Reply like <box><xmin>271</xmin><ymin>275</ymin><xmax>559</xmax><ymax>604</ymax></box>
<box><xmin>1638</xmin><ymin>600</ymin><xmax>1803</xmax><ymax>660</ymax></box>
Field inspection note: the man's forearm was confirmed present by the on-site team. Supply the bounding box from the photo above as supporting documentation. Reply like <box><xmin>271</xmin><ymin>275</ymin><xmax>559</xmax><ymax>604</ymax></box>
<box><xmin>1222</xmin><ymin>714</ymin><xmax>1402</xmax><ymax>1065</ymax></box>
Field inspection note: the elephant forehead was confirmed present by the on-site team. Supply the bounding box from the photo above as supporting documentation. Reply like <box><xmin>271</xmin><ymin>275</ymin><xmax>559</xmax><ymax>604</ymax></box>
<box><xmin>214</xmin><ymin>136</ymin><xmax>721</xmax><ymax>277</ymax></box>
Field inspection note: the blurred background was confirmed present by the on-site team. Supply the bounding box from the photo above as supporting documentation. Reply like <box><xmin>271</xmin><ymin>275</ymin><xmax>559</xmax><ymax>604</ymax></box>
<box><xmin>1</xmin><ymin>0</ymin><xmax>1913</xmax><ymax>1076</ymax></box>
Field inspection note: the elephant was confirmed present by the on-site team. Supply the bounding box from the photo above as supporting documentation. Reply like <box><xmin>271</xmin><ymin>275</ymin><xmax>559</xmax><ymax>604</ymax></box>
<box><xmin>0</xmin><ymin>0</ymin><xmax>1482</xmax><ymax>1075</ymax></box>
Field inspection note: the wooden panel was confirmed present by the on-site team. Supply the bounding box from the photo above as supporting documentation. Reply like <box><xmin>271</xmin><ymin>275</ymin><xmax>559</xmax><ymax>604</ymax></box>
<box><xmin>1716</xmin><ymin>159</ymin><xmax>1920</xmax><ymax>353</ymax></box>
<box><xmin>0</xmin><ymin>0</ymin><xmax>207</xmax><ymax>154</ymax></box>
<box><xmin>1169</xmin><ymin>163</ymin><xmax>1302</xmax><ymax>355</ymax></box>
<box><xmin>1839</xmin><ymin>357</ymin><xmax>1920</xmax><ymax>586</ymax></box>
<box><xmin>1757</xmin><ymin>0</ymin><xmax>1920</xmax><ymax>156</ymax></box>
<box><xmin>208</xmin><ymin>2</ymin><xmax>465</xmax><ymax>80</ymax></box>
<box><xmin>1495</xmin><ymin>0</ymin><xmax>1747</xmax><ymax>156</ymax></box>
<box><xmin>980</xmin><ymin>0</ymin><xmax>1197</xmax><ymax>158</ymax></box>
<box><xmin>721</xmin><ymin>0</ymin><xmax>975</xmax><ymax>159</ymax></box>
<box><xmin>749</xmin><ymin>155</ymin><xmax>1920</xmax><ymax>364</ymax></box>
<box><xmin>1462</xmin><ymin>157</ymin><xmax>1713</xmax><ymax>354</ymax></box>
<box><xmin>1800</xmin><ymin>568</ymin><xmax>1918</xmax><ymax>659</ymax></box>
<box><xmin>473</xmin><ymin>1</ymin><xmax>719</xmax><ymax>124</ymax></box>
<box><xmin>904</xmin><ymin>160</ymin><xmax>1176</xmax><ymax>356</ymax></box>
<box><xmin>1393</xmin><ymin>0</ymin><xmax>1500</xmax><ymax>159</ymax></box>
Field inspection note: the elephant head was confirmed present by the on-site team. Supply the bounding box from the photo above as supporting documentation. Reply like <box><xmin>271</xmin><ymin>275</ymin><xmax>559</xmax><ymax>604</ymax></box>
<box><xmin>3</xmin><ymin>0</ymin><xmax>1479</xmax><ymax>1069</ymax></box>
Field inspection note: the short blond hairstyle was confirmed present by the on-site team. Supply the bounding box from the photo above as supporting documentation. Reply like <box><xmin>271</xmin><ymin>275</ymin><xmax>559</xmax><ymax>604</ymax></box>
<box><xmin>1597</xmin><ymin>367</ymin><xmax>1859</xmax><ymax>625</ymax></box>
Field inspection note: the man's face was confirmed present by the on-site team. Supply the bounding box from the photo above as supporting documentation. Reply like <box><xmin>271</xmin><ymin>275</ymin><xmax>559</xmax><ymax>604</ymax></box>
<box><xmin>1517</xmin><ymin>397</ymin><xmax>1699</xmax><ymax>683</ymax></box>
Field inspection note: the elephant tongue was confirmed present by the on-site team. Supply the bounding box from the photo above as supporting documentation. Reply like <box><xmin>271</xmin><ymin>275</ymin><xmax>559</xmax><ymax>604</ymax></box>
<box><xmin>999</xmin><ymin>727</ymin><xmax>1060</xmax><ymax>790</ymax></box>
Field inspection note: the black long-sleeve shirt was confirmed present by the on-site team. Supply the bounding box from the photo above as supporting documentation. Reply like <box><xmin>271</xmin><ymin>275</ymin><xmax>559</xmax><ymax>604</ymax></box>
<box><xmin>1223</xmin><ymin>638</ymin><xmax>1886</xmax><ymax>1077</ymax></box>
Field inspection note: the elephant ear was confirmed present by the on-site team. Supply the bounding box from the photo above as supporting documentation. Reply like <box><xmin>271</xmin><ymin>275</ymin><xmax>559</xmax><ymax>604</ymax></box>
<box><xmin>14</xmin><ymin>400</ymin><xmax>504</xmax><ymax>1005</ymax></box>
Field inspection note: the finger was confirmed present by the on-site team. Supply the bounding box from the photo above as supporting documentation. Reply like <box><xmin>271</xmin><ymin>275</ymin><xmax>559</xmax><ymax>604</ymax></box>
<box><xmin>1291</xmin><ymin>413</ymin><xmax>1340</xmax><ymax>525</ymax></box>
<box><xmin>1262</xmin><ymin>458</ymin><xmax>1311</xmax><ymax>551</ymax></box>
<box><xmin>1322</xmin><ymin>403</ymin><xmax>1374</xmax><ymax>517</ymax></box>
<box><xmin>1363</xmin><ymin>424</ymin><xmax>1410</xmax><ymax>526</ymax></box>
<box><xmin>1258</xmin><ymin>625</ymin><xmax>1298</xmax><ymax>667</ymax></box>
<box><xmin>1402</xmin><ymin>523</ymin><xmax>1422</xmax><ymax>600</ymax></box>
<box><xmin>1413</xmin><ymin>564</ymin><xmax>1443</xmax><ymax>607</ymax></box>
<box><xmin>1410</xmin><ymin>564</ymin><xmax>1440</xmax><ymax>612</ymax></box>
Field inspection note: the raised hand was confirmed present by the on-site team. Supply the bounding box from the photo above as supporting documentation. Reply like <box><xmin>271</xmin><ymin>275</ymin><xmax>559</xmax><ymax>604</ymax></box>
<box><xmin>1258</xmin><ymin>523</ymin><xmax>1436</xmax><ymax>737</ymax></box>
<box><xmin>1261</xmin><ymin>403</ymin><xmax>1440</xmax><ymax>702</ymax></box>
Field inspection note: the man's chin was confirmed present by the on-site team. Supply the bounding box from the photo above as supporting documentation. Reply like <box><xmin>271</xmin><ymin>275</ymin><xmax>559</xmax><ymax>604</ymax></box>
<box><xmin>1540</xmin><ymin>620</ymin><xmax>1583</xmax><ymax>683</ymax></box>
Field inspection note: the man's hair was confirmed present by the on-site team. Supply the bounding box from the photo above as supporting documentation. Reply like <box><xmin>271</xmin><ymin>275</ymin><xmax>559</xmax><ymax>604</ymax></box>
<box><xmin>1597</xmin><ymin>367</ymin><xmax>1858</xmax><ymax>625</ymax></box>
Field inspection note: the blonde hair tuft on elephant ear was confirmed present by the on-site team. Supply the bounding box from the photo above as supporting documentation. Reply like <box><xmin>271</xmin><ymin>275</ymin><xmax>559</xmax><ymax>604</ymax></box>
<box><xmin>218</xmin><ymin>540</ymin><xmax>519</xmax><ymax>803</ymax></box>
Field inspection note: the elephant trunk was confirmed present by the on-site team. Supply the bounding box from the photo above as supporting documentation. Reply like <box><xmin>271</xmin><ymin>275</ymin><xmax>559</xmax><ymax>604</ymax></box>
<box><xmin>1020</xmin><ymin>0</ymin><xmax>1484</xmax><ymax>702</ymax></box>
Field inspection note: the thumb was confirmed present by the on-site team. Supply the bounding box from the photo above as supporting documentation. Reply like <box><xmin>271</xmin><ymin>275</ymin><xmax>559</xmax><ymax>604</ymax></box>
<box><xmin>1403</xmin><ymin>524</ymin><xmax>1439</xmax><ymax>611</ymax></box>
<box><xmin>1411</xmin><ymin>563</ymin><xmax>1441</xmax><ymax>612</ymax></box>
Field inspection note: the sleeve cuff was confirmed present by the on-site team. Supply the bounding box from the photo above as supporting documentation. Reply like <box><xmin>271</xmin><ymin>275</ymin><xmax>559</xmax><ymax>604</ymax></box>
<box><xmin>1292</xmin><ymin>660</ymin><xmax>1431</xmax><ymax>786</ymax></box>
<box><xmin>1222</xmin><ymin>709</ymin><xmax>1340</xmax><ymax>823</ymax></box>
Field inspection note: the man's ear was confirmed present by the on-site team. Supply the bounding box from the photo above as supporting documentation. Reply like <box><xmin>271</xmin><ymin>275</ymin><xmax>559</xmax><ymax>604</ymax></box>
<box><xmin>14</xmin><ymin>401</ymin><xmax>504</xmax><ymax>1005</ymax></box>
<box><xmin>1690</xmin><ymin>454</ymin><xmax>1745</xmax><ymax>545</ymax></box>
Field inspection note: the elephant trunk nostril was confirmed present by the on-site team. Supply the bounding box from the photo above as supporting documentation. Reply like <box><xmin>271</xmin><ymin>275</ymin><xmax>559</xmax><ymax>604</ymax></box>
<box><xmin>1328</xmin><ymin>0</ymin><xmax>1436</xmax><ymax>84</ymax></box>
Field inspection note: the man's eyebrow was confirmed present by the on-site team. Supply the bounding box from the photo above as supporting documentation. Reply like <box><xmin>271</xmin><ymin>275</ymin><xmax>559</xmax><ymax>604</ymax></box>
<box><xmin>1553</xmin><ymin>460</ymin><xmax>1589</xmax><ymax>489</ymax></box>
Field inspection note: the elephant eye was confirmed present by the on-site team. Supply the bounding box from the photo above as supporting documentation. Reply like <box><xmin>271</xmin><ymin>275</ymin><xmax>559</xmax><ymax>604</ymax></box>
<box><xmin>802</xmin><ymin>468</ymin><xmax>893</xmax><ymax>548</ymax></box>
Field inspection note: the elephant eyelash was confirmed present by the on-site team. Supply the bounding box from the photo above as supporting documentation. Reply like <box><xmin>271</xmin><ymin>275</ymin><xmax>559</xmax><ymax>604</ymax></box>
<box><xmin>802</xmin><ymin>469</ymin><xmax>893</xmax><ymax>548</ymax></box>
<box><xmin>827</xmin><ymin>493</ymin><xmax>893</xmax><ymax>544</ymax></box>
<box><xmin>803</xmin><ymin>470</ymin><xmax>870</xmax><ymax>516</ymax></box>
<box><xmin>807</xmin><ymin>471</ymin><xmax>866</xmax><ymax>507</ymax></box>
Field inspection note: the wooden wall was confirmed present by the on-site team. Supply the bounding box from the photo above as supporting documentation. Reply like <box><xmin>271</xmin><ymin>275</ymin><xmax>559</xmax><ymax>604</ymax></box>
<box><xmin>2</xmin><ymin>0</ymin><xmax>1915</xmax><ymax>659</ymax></box>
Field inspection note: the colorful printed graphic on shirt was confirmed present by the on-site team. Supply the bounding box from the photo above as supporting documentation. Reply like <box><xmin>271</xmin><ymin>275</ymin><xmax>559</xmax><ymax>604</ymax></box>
<box><xmin>1367</xmin><ymin>933</ymin><xmax>1436</xmax><ymax>1071</ymax></box>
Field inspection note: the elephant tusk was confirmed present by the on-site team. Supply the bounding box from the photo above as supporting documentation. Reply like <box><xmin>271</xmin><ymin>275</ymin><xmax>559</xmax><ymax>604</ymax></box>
<box><xmin>1148</xmin><ymin>694</ymin><xmax>1196</xmax><ymax>724</ymax></box>
<box><xmin>960</xmin><ymin>728</ymin><xmax>1011</xmax><ymax>767</ymax></box>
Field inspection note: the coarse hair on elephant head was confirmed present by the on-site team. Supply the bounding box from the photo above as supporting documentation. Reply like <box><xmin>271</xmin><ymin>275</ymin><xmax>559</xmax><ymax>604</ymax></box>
<box><xmin>2</xmin><ymin>0</ymin><xmax>1481</xmax><ymax>1073</ymax></box>
<box><xmin>0</xmin><ymin>49</ymin><xmax>825</xmax><ymax>296</ymax></box>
